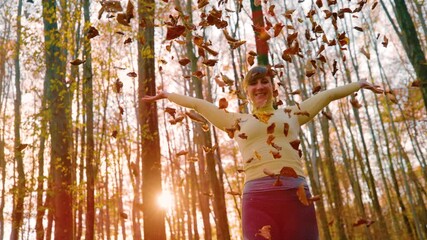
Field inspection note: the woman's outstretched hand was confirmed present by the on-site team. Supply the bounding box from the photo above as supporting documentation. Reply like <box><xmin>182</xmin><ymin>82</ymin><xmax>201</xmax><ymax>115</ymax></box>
<box><xmin>141</xmin><ymin>90</ymin><xmax>169</xmax><ymax>102</ymax></box>
<box><xmin>359</xmin><ymin>80</ymin><xmax>384</xmax><ymax>94</ymax></box>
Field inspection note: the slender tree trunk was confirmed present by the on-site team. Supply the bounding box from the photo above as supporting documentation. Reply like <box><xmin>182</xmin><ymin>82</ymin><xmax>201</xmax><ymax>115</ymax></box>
<box><xmin>393</xmin><ymin>0</ymin><xmax>427</xmax><ymax>111</ymax></box>
<box><xmin>11</xmin><ymin>0</ymin><xmax>25</xmax><ymax>238</ymax></box>
<box><xmin>138</xmin><ymin>0</ymin><xmax>166</xmax><ymax>238</ymax></box>
<box><xmin>250</xmin><ymin>0</ymin><xmax>269</xmax><ymax>65</ymax></box>
<box><xmin>82</xmin><ymin>0</ymin><xmax>95</xmax><ymax>238</ymax></box>
<box><xmin>42</xmin><ymin>0</ymin><xmax>73</xmax><ymax>238</ymax></box>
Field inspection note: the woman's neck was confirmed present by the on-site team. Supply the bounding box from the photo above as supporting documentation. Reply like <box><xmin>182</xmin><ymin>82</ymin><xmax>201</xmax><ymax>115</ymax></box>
<box><xmin>252</xmin><ymin>100</ymin><xmax>275</xmax><ymax>114</ymax></box>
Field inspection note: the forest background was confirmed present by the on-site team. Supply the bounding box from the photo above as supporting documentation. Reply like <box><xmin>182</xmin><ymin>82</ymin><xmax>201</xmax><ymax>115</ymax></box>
<box><xmin>0</xmin><ymin>0</ymin><xmax>426</xmax><ymax>239</ymax></box>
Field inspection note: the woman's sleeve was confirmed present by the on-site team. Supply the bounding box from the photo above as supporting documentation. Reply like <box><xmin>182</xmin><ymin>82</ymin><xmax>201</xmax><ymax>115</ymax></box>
<box><xmin>293</xmin><ymin>82</ymin><xmax>361</xmax><ymax>125</ymax></box>
<box><xmin>168</xmin><ymin>92</ymin><xmax>239</xmax><ymax>130</ymax></box>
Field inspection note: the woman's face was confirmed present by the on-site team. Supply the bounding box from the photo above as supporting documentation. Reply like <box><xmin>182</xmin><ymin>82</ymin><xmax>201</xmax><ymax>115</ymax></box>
<box><xmin>246</xmin><ymin>76</ymin><xmax>274</xmax><ymax>109</ymax></box>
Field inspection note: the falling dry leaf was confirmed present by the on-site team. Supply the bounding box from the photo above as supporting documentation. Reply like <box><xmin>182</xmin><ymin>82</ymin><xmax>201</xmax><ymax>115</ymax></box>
<box><xmin>266</xmin><ymin>135</ymin><xmax>275</xmax><ymax>145</ymax></box>
<box><xmin>283</xmin><ymin>123</ymin><xmax>289</xmax><ymax>136</ymax></box>
<box><xmin>382</xmin><ymin>36</ymin><xmax>388</xmax><ymax>48</ymax></box>
<box><xmin>127</xmin><ymin>71</ymin><xmax>137</xmax><ymax>77</ymax></box>
<box><xmin>113</xmin><ymin>79</ymin><xmax>123</xmax><ymax>93</ymax></box>
<box><xmin>166</xmin><ymin>25</ymin><xmax>186</xmax><ymax>40</ymax></box>
<box><xmin>164</xmin><ymin>107</ymin><xmax>176</xmax><ymax>118</ymax></box>
<box><xmin>256</xmin><ymin>225</ymin><xmax>272</xmax><ymax>240</ymax></box>
<box><xmin>70</xmin><ymin>59</ymin><xmax>86</xmax><ymax>65</ymax></box>
<box><xmin>296</xmin><ymin>183</ymin><xmax>309</xmax><ymax>206</ymax></box>
<box><xmin>15</xmin><ymin>144</ymin><xmax>29</xmax><ymax>151</ymax></box>
<box><xmin>218</xmin><ymin>98</ymin><xmax>228</xmax><ymax>109</ymax></box>
<box><xmin>350</xmin><ymin>98</ymin><xmax>362</xmax><ymax>108</ymax></box>
<box><xmin>87</xmin><ymin>26</ymin><xmax>100</xmax><ymax>39</ymax></box>
<box><xmin>227</xmin><ymin>191</ymin><xmax>241</xmax><ymax>196</ymax></box>
<box><xmin>202</xmin><ymin>59</ymin><xmax>218</xmax><ymax>66</ymax></box>
<box><xmin>111</xmin><ymin>130</ymin><xmax>118</xmax><ymax>138</ymax></box>
<box><xmin>225</xmin><ymin>128</ymin><xmax>236</xmax><ymax>138</ymax></box>
<box><xmin>360</xmin><ymin>47</ymin><xmax>370</xmax><ymax>60</ymax></box>
<box><xmin>312</xmin><ymin>85</ymin><xmax>321</xmax><ymax>94</ymax></box>
<box><xmin>178</xmin><ymin>58</ymin><xmax>191</xmax><ymax>66</ymax></box>
<box><xmin>254</xmin><ymin>151</ymin><xmax>262</xmax><ymax>160</ymax></box>
<box><xmin>289</xmin><ymin>139</ymin><xmax>300</xmax><ymax>150</ymax></box>
<box><xmin>290</xmin><ymin>89</ymin><xmax>301</xmax><ymax>95</ymax></box>
<box><xmin>294</xmin><ymin>111</ymin><xmax>310</xmax><ymax>117</ymax></box>
<box><xmin>176</xmin><ymin>150</ymin><xmax>189</xmax><ymax>157</ymax></box>
<box><xmin>247</xmin><ymin>55</ymin><xmax>255</xmax><ymax>66</ymax></box>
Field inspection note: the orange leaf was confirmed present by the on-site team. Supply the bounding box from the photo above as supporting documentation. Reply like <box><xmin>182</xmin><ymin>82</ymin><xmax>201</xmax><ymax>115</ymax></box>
<box><xmin>218</xmin><ymin>98</ymin><xmax>228</xmax><ymax>109</ymax></box>
<box><xmin>223</xmin><ymin>29</ymin><xmax>238</xmax><ymax>42</ymax></box>
<box><xmin>268</xmin><ymin>5</ymin><xmax>276</xmax><ymax>16</ymax></box>
<box><xmin>202</xmin><ymin>59</ymin><xmax>218</xmax><ymax>66</ymax></box>
<box><xmin>312</xmin><ymin>85</ymin><xmax>321</xmax><ymax>94</ymax></box>
<box><xmin>280</xmin><ymin>166</ymin><xmax>298</xmax><ymax>178</ymax></box>
<box><xmin>164</xmin><ymin>107</ymin><xmax>176</xmax><ymax>118</ymax></box>
<box><xmin>283</xmin><ymin>9</ymin><xmax>295</xmax><ymax>20</ymax></box>
<box><xmin>225</xmin><ymin>128</ymin><xmax>236</xmax><ymax>138</ymax></box>
<box><xmin>350</xmin><ymin>98</ymin><xmax>362</xmax><ymax>108</ymax></box>
<box><xmin>229</xmin><ymin>40</ymin><xmax>246</xmax><ymax>49</ymax></box>
<box><xmin>256</xmin><ymin>225</ymin><xmax>272</xmax><ymax>240</ymax></box>
<box><xmin>287</xmin><ymin>32</ymin><xmax>298</xmax><ymax>46</ymax></box>
<box><xmin>166</xmin><ymin>25</ymin><xmax>185</xmax><ymax>40</ymax></box>
<box><xmin>273</xmin><ymin>23</ymin><xmax>284</xmax><ymax>37</ymax></box>
<box><xmin>179</xmin><ymin>58</ymin><xmax>191</xmax><ymax>66</ymax></box>
<box><xmin>296</xmin><ymin>183</ymin><xmax>309</xmax><ymax>206</ymax></box>
<box><xmin>176</xmin><ymin>150</ymin><xmax>189</xmax><ymax>157</ymax></box>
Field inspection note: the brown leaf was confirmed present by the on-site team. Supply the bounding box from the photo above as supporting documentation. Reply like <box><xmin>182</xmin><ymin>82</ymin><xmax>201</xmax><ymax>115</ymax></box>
<box><xmin>164</xmin><ymin>107</ymin><xmax>176</xmax><ymax>118</ymax></box>
<box><xmin>116</xmin><ymin>13</ymin><xmax>131</xmax><ymax>27</ymax></box>
<box><xmin>125</xmin><ymin>0</ymin><xmax>135</xmax><ymax>20</ymax></box>
<box><xmin>353</xmin><ymin>218</ymin><xmax>375</xmax><ymax>227</ymax></box>
<box><xmin>382</xmin><ymin>36</ymin><xmax>388</xmax><ymax>48</ymax></box>
<box><xmin>176</xmin><ymin>150</ymin><xmax>189</xmax><ymax>157</ymax></box>
<box><xmin>253</xmin><ymin>25</ymin><xmax>271</xmax><ymax>41</ymax></box>
<box><xmin>372</xmin><ymin>1</ymin><xmax>378</xmax><ymax>10</ymax></box>
<box><xmin>247</xmin><ymin>55</ymin><xmax>255</xmax><ymax>66</ymax></box>
<box><xmin>411</xmin><ymin>80</ymin><xmax>421</xmax><ymax>87</ymax></box>
<box><xmin>360</xmin><ymin>47</ymin><xmax>370</xmax><ymax>60</ymax></box>
<box><xmin>350</xmin><ymin>98</ymin><xmax>362</xmax><ymax>108</ymax></box>
<box><xmin>283</xmin><ymin>9</ymin><xmax>295</xmax><ymax>20</ymax></box>
<box><xmin>280</xmin><ymin>166</ymin><xmax>298</xmax><ymax>178</ymax></box>
<box><xmin>127</xmin><ymin>71</ymin><xmax>137</xmax><ymax>77</ymax></box>
<box><xmin>273</xmin><ymin>23</ymin><xmax>284</xmax><ymax>37</ymax></box>
<box><xmin>294</xmin><ymin>111</ymin><xmax>310</xmax><ymax>117</ymax></box>
<box><xmin>312</xmin><ymin>85</ymin><xmax>321</xmax><ymax>94</ymax></box>
<box><xmin>273</xmin><ymin>175</ymin><xmax>283</xmax><ymax>186</ymax></box>
<box><xmin>202</xmin><ymin>59</ymin><xmax>218</xmax><ymax>66</ymax></box>
<box><xmin>111</xmin><ymin>130</ymin><xmax>118</xmax><ymax>138</ymax></box>
<box><xmin>267</xmin><ymin>123</ymin><xmax>276</xmax><ymax>134</ymax></box>
<box><xmin>169</xmin><ymin>115</ymin><xmax>184</xmax><ymax>124</ymax></box>
<box><xmin>15</xmin><ymin>144</ymin><xmax>29</xmax><ymax>151</ymax></box>
<box><xmin>225</xmin><ymin>128</ymin><xmax>236</xmax><ymax>138</ymax></box>
<box><xmin>70</xmin><ymin>59</ymin><xmax>86</xmax><ymax>65</ymax></box>
<box><xmin>284</xmin><ymin>108</ymin><xmax>292</xmax><ymax>118</ymax></box>
<box><xmin>218</xmin><ymin>98</ymin><xmax>228</xmax><ymax>109</ymax></box>
<box><xmin>305</xmin><ymin>70</ymin><xmax>316</xmax><ymax>78</ymax></box>
<box><xmin>308</xmin><ymin>195</ymin><xmax>321</xmax><ymax>203</ymax></box>
<box><xmin>316</xmin><ymin>44</ymin><xmax>325</xmax><ymax>56</ymax></box>
<box><xmin>354</xmin><ymin>26</ymin><xmax>363</xmax><ymax>32</ymax></box>
<box><xmin>332</xmin><ymin>60</ymin><xmax>338</xmax><ymax>76</ymax></box>
<box><xmin>296</xmin><ymin>183</ymin><xmax>309</xmax><ymax>206</ymax></box>
<box><xmin>214</xmin><ymin>75</ymin><xmax>226</xmax><ymax>87</ymax></box>
<box><xmin>248</xmin><ymin>50</ymin><xmax>258</xmax><ymax>56</ymax></box>
<box><xmin>287</xmin><ymin>32</ymin><xmax>298</xmax><ymax>46</ymax></box>
<box><xmin>178</xmin><ymin>58</ymin><xmax>190</xmax><ymax>66</ymax></box>
<box><xmin>227</xmin><ymin>191</ymin><xmax>241</xmax><ymax>196</ymax></box>
<box><xmin>223</xmin><ymin>29</ymin><xmax>238</xmax><ymax>42</ymax></box>
<box><xmin>256</xmin><ymin>225</ymin><xmax>272</xmax><ymax>239</ymax></box>
<box><xmin>120</xmin><ymin>212</ymin><xmax>128</xmax><ymax>219</ymax></box>
<box><xmin>316</xmin><ymin>0</ymin><xmax>323</xmax><ymax>8</ymax></box>
<box><xmin>113</xmin><ymin>78</ymin><xmax>123</xmax><ymax>93</ymax></box>
<box><xmin>166</xmin><ymin>25</ymin><xmax>186</xmax><ymax>40</ymax></box>
<box><xmin>229</xmin><ymin>40</ymin><xmax>246</xmax><ymax>49</ymax></box>
<box><xmin>254</xmin><ymin>151</ymin><xmax>262</xmax><ymax>160</ymax></box>
<box><xmin>87</xmin><ymin>26</ymin><xmax>99</xmax><ymax>39</ymax></box>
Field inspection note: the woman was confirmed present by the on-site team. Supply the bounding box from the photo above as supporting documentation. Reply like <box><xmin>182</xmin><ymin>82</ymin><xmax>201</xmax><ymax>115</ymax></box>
<box><xmin>142</xmin><ymin>66</ymin><xmax>383</xmax><ymax>239</ymax></box>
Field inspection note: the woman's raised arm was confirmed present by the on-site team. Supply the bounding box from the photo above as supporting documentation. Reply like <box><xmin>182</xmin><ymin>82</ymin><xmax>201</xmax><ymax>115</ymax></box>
<box><xmin>142</xmin><ymin>91</ymin><xmax>240</xmax><ymax>131</ymax></box>
<box><xmin>292</xmin><ymin>80</ymin><xmax>383</xmax><ymax>125</ymax></box>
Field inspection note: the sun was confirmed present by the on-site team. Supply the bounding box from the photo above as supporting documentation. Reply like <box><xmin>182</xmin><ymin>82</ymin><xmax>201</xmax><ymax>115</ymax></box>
<box><xmin>157</xmin><ymin>190</ymin><xmax>174</xmax><ymax>210</ymax></box>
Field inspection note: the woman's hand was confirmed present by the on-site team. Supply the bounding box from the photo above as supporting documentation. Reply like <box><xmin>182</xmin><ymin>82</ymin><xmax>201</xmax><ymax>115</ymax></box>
<box><xmin>141</xmin><ymin>90</ymin><xmax>169</xmax><ymax>102</ymax></box>
<box><xmin>359</xmin><ymin>79</ymin><xmax>384</xmax><ymax>94</ymax></box>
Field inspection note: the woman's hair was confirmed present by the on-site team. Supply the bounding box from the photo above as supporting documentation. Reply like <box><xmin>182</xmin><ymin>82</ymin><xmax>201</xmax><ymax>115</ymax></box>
<box><xmin>243</xmin><ymin>65</ymin><xmax>275</xmax><ymax>90</ymax></box>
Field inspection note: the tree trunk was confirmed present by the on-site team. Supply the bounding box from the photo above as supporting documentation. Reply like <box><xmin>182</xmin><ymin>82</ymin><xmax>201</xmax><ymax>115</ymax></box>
<box><xmin>42</xmin><ymin>0</ymin><xmax>73</xmax><ymax>238</ymax></box>
<box><xmin>393</xmin><ymin>0</ymin><xmax>427</xmax><ymax>111</ymax></box>
<box><xmin>138</xmin><ymin>0</ymin><xmax>166</xmax><ymax>239</ymax></box>
<box><xmin>250</xmin><ymin>0</ymin><xmax>269</xmax><ymax>65</ymax></box>
<box><xmin>83</xmin><ymin>0</ymin><xmax>95</xmax><ymax>238</ymax></box>
<box><xmin>10</xmin><ymin>0</ymin><xmax>25</xmax><ymax>238</ymax></box>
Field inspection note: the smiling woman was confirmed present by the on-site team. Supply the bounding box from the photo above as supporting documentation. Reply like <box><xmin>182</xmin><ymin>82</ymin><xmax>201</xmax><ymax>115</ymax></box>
<box><xmin>157</xmin><ymin>190</ymin><xmax>174</xmax><ymax>211</ymax></box>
